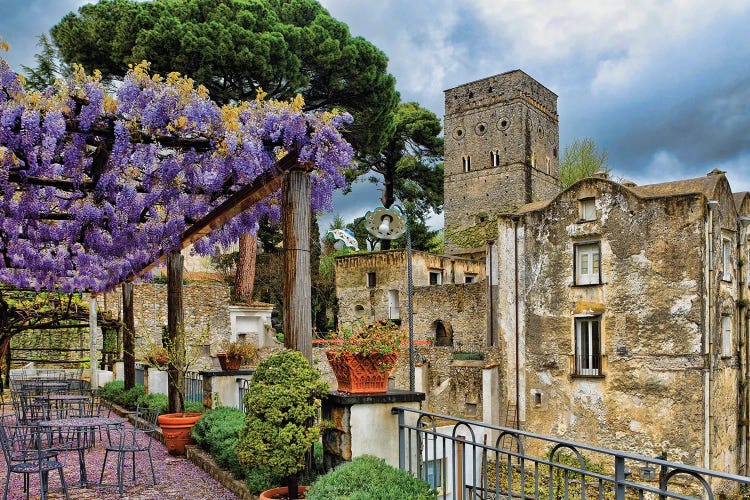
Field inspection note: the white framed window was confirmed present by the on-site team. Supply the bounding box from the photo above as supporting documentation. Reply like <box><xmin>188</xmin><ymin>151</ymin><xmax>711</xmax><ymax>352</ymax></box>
<box><xmin>464</xmin><ymin>274</ymin><xmax>476</xmax><ymax>284</ymax></box>
<box><xmin>579</xmin><ymin>198</ymin><xmax>596</xmax><ymax>221</ymax></box>
<box><xmin>575</xmin><ymin>242</ymin><xmax>600</xmax><ymax>285</ymax></box>
<box><xmin>366</xmin><ymin>272</ymin><xmax>376</xmax><ymax>288</ymax></box>
<box><xmin>429</xmin><ymin>270</ymin><xmax>442</xmax><ymax>285</ymax></box>
<box><xmin>462</xmin><ymin>155</ymin><xmax>472</xmax><ymax>172</ymax></box>
<box><xmin>575</xmin><ymin>316</ymin><xmax>602</xmax><ymax>376</ymax></box>
<box><xmin>722</xmin><ymin>235</ymin><xmax>732</xmax><ymax>281</ymax></box>
<box><xmin>423</xmin><ymin>458</ymin><xmax>446</xmax><ymax>494</ymax></box>
<box><xmin>722</xmin><ymin>315</ymin><xmax>733</xmax><ymax>357</ymax></box>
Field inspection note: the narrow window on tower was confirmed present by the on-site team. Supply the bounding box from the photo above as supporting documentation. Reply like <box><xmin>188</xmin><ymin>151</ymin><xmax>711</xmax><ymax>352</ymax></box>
<box><xmin>463</xmin><ymin>156</ymin><xmax>472</xmax><ymax>172</ymax></box>
<box><xmin>491</xmin><ymin>151</ymin><xmax>500</xmax><ymax>167</ymax></box>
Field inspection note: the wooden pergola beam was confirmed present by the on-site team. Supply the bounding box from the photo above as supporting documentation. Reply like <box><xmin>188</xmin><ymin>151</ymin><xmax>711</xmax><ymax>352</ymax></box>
<box><xmin>129</xmin><ymin>152</ymin><xmax>301</xmax><ymax>280</ymax></box>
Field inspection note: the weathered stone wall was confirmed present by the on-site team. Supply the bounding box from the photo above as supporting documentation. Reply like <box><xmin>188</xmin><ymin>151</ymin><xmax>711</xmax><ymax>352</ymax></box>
<box><xmin>335</xmin><ymin>250</ymin><xmax>484</xmax><ymax>328</ymax></box>
<box><xmin>99</xmin><ymin>281</ymin><xmax>232</xmax><ymax>369</ymax></box>
<box><xmin>412</xmin><ymin>282</ymin><xmax>486</xmax><ymax>347</ymax></box>
<box><xmin>444</xmin><ymin>71</ymin><xmax>560</xmax><ymax>255</ymax></box>
<box><xmin>495</xmin><ymin>176</ymin><xmax>741</xmax><ymax>469</ymax></box>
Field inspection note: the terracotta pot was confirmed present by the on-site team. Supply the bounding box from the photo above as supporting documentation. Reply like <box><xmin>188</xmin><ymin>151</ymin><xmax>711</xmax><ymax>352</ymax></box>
<box><xmin>259</xmin><ymin>486</ymin><xmax>308</xmax><ymax>499</ymax></box>
<box><xmin>157</xmin><ymin>412</ymin><xmax>202</xmax><ymax>456</ymax></box>
<box><xmin>217</xmin><ymin>353</ymin><xmax>242</xmax><ymax>371</ymax></box>
<box><xmin>326</xmin><ymin>351</ymin><xmax>397</xmax><ymax>394</ymax></box>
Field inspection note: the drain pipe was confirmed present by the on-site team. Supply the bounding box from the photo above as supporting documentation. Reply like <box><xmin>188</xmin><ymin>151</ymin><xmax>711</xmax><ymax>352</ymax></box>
<box><xmin>706</xmin><ymin>199</ymin><xmax>719</xmax><ymax>469</ymax></box>
<box><xmin>511</xmin><ymin>215</ymin><xmax>521</xmax><ymax>428</ymax></box>
<box><xmin>740</xmin><ymin>216</ymin><xmax>750</xmax><ymax>471</ymax></box>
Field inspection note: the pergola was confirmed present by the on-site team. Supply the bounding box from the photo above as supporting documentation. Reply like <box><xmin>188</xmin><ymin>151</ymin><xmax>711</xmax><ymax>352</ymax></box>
<box><xmin>0</xmin><ymin>54</ymin><xmax>353</xmax><ymax>411</ymax></box>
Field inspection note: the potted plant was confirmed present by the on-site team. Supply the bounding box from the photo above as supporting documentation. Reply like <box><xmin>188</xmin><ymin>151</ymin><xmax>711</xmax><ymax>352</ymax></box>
<box><xmin>216</xmin><ymin>338</ymin><xmax>257</xmax><ymax>371</ymax></box>
<box><xmin>235</xmin><ymin>350</ymin><xmax>328</xmax><ymax>499</ymax></box>
<box><xmin>144</xmin><ymin>344</ymin><xmax>169</xmax><ymax>367</ymax></box>
<box><xmin>151</xmin><ymin>326</ymin><xmax>210</xmax><ymax>455</ymax></box>
<box><xmin>325</xmin><ymin>320</ymin><xmax>406</xmax><ymax>394</ymax></box>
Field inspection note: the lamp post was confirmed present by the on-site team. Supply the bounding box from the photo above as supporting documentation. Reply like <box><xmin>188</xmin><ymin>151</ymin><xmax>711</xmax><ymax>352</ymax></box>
<box><xmin>364</xmin><ymin>206</ymin><xmax>415</xmax><ymax>392</ymax></box>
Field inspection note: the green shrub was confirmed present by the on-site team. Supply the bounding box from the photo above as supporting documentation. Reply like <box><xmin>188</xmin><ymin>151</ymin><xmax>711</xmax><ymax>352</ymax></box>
<box><xmin>245</xmin><ymin>466</ymin><xmax>280</xmax><ymax>495</ymax></box>
<box><xmin>117</xmin><ymin>384</ymin><xmax>145</xmax><ymax>409</ymax></box>
<box><xmin>99</xmin><ymin>380</ymin><xmax>125</xmax><ymax>402</ymax></box>
<box><xmin>235</xmin><ymin>350</ymin><xmax>328</xmax><ymax>497</ymax></box>
<box><xmin>452</xmin><ymin>351</ymin><xmax>485</xmax><ymax>361</ymax></box>
<box><xmin>136</xmin><ymin>393</ymin><xmax>168</xmax><ymax>414</ymax></box>
<box><xmin>306</xmin><ymin>455</ymin><xmax>437</xmax><ymax>500</ymax></box>
<box><xmin>192</xmin><ymin>407</ymin><xmax>246</xmax><ymax>478</ymax></box>
<box><xmin>184</xmin><ymin>400</ymin><xmax>204</xmax><ymax>413</ymax></box>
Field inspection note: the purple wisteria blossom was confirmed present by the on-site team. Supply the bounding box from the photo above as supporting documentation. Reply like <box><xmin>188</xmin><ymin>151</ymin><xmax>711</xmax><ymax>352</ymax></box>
<box><xmin>0</xmin><ymin>55</ymin><xmax>355</xmax><ymax>293</ymax></box>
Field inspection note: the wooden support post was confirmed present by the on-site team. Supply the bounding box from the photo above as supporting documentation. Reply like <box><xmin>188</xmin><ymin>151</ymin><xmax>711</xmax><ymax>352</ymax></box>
<box><xmin>89</xmin><ymin>296</ymin><xmax>98</xmax><ymax>388</ymax></box>
<box><xmin>122</xmin><ymin>282</ymin><xmax>136</xmax><ymax>390</ymax></box>
<box><xmin>281</xmin><ymin>168</ymin><xmax>312</xmax><ymax>361</ymax></box>
<box><xmin>167</xmin><ymin>251</ymin><xmax>185</xmax><ymax>414</ymax></box>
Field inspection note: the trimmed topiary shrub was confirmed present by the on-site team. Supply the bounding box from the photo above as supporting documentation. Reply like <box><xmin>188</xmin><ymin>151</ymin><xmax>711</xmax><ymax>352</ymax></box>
<box><xmin>235</xmin><ymin>349</ymin><xmax>328</xmax><ymax>498</ymax></box>
<box><xmin>306</xmin><ymin>455</ymin><xmax>437</xmax><ymax>500</ymax></box>
<box><xmin>191</xmin><ymin>407</ymin><xmax>246</xmax><ymax>479</ymax></box>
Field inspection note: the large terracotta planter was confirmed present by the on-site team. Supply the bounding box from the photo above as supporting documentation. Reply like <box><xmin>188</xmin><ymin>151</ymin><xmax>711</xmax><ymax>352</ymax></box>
<box><xmin>326</xmin><ymin>351</ymin><xmax>397</xmax><ymax>394</ymax></box>
<box><xmin>217</xmin><ymin>353</ymin><xmax>242</xmax><ymax>371</ymax></box>
<box><xmin>157</xmin><ymin>412</ymin><xmax>202</xmax><ymax>456</ymax></box>
<box><xmin>259</xmin><ymin>486</ymin><xmax>308</xmax><ymax>499</ymax></box>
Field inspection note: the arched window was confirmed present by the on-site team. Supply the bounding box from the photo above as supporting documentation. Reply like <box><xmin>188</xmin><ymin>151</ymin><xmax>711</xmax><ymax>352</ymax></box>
<box><xmin>434</xmin><ymin>320</ymin><xmax>453</xmax><ymax>347</ymax></box>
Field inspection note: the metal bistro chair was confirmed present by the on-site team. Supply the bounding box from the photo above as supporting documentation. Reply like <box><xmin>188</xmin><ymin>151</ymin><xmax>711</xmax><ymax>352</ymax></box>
<box><xmin>100</xmin><ymin>405</ymin><xmax>159</xmax><ymax>496</ymax></box>
<box><xmin>0</xmin><ymin>422</ymin><xmax>69</xmax><ymax>500</ymax></box>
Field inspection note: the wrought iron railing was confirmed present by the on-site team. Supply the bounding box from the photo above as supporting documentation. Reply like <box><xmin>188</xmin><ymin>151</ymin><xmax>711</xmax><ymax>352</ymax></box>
<box><xmin>393</xmin><ymin>407</ymin><xmax>750</xmax><ymax>499</ymax></box>
<box><xmin>134</xmin><ymin>363</ymin><xmax>144</xmax><ymax>386</ymax></box>
<box><xmin>572</xmin><ymin>354</ymin><xmax>606</xmax><ymax>376</ymax></box>
<box><xmin>238</xmin><ymin>378</ymin><xmax>250</xmax><ymax>412</ymax></box>
<box><xmin>184</xmin><ymin>371</ymin><xmax>203</xmax><ymax>404</ymax></box>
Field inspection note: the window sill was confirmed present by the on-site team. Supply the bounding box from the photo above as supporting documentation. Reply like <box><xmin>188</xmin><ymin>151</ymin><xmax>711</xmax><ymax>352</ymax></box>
<box><xmin>570</xmin><ymin>373</ymin><xmax>605</xmax><ymax>379</ymax></box>
<box><xmin>571</xmin><ymin>283</ymin><xmax>604</xmax><ymax>288</ymax></box>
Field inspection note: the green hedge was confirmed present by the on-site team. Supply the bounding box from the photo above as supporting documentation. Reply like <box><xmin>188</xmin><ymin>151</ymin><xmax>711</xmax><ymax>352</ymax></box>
<box><xmin>191</xmin><ymin>407</ymin><xmax>247</xmax><ymax>479</ymax></box>
<box><xmin>306</xmin><ymin>455</ymin><xmax>437</xmax><ymax>500</ymax></box>
<box><xmin>99</xmin><ymin>380</ymin><xmax>202</xmax><ymax>414</ymax></box>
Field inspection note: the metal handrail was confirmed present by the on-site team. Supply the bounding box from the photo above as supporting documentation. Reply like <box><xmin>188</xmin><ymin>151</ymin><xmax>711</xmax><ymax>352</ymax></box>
<box><xmin>393</xmin><ymin>406</ymin><xmax>749</xmax><ymax>500</ymax></box>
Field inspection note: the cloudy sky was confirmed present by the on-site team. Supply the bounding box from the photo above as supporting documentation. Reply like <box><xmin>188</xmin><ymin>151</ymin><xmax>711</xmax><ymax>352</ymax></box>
<box><xmin>2</xmin><ymin>0</ymin><xmax>750</xmax><ymax>230</ymax></box>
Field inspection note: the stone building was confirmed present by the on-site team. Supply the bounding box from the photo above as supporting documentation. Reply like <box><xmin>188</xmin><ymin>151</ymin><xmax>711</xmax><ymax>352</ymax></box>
<box><xmin>335</xmin><ymin>69</ymin><xmax>750</xmax><ymax>475</ymax></box>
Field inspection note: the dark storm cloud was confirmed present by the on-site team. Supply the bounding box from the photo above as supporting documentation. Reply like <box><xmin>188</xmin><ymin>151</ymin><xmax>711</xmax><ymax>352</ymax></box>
<box><xmin>3</xmin><ymin>0</ymin><xmax>750</xmax><ymax>227</ymax></box>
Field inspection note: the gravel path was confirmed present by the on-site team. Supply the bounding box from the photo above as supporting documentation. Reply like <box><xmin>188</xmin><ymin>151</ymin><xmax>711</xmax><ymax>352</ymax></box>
<box><xmin>0</xmin><ymin>411</ymin><xmax>240</xmax><ymax>499</ymax></box>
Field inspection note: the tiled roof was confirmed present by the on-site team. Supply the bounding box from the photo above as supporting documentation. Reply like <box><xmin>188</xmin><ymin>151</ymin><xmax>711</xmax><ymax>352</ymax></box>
<box><xmin>628</xmin><ymin>175</ymin><xmax>722</xmax><ymax>200</ymax></box>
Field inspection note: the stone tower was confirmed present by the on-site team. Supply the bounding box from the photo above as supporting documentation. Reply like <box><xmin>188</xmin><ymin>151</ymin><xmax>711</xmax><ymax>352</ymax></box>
<box><xmin>443</xmin><ymin>70</ymin><xmax>560</xmax><ymax>256</ymax></box>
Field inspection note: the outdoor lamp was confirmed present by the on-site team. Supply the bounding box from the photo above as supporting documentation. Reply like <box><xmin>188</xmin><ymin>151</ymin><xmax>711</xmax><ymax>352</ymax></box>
<box><xmin>378</xmin><ymin>215</ymin><xmax>392</xmax><ymax>235</ymax></box>
<box><xmin>364</xmin><ymin>205</ymin><xmax>415</xmax><ymax>392</ymax></box>
<box><xmin>327</xmin><ymin>228</ymin><xmax>359</xmax><ymax>251</ymax></box>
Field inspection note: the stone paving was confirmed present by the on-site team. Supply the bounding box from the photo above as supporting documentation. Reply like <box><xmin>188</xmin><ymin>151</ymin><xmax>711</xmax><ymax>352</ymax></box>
<box><xmin>0</xmin><ymin>403</ymin><xmax>239</xmax><ymax>499</ymax></box>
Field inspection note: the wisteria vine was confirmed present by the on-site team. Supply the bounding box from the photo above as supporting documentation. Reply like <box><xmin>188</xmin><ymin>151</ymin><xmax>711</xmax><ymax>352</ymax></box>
<box><xmin>0</xmin><ymin>49</ymin><xmax>354</xmax><ymax>293</ymax></box>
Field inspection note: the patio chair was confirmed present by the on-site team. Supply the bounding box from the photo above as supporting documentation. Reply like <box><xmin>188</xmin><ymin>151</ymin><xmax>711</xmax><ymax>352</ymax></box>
<box><xmin>0</xmin><ymin>422</ymin><xmax>69</xmax><ymax>500</ymax></box>
<box><xmin>11</xmin><ymin>390</ymin><xmax>50</xmax><ymax>424</ymax></box>
<box><xmin>99</xmin><ymin>405</ymin><xmax>159</xmax><ymax>496</ymax></box>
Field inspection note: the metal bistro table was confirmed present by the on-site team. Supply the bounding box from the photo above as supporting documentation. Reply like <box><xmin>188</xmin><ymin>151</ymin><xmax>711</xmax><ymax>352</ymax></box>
<box><xmin>38</xmin><ymin>416</ymin><xmax>125</xmax><ymax>487</ymax></box>
<box><xmin>35</xmin><ymin>394</ymin><xmax>90</xmax><ymax>418</ymax></box>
